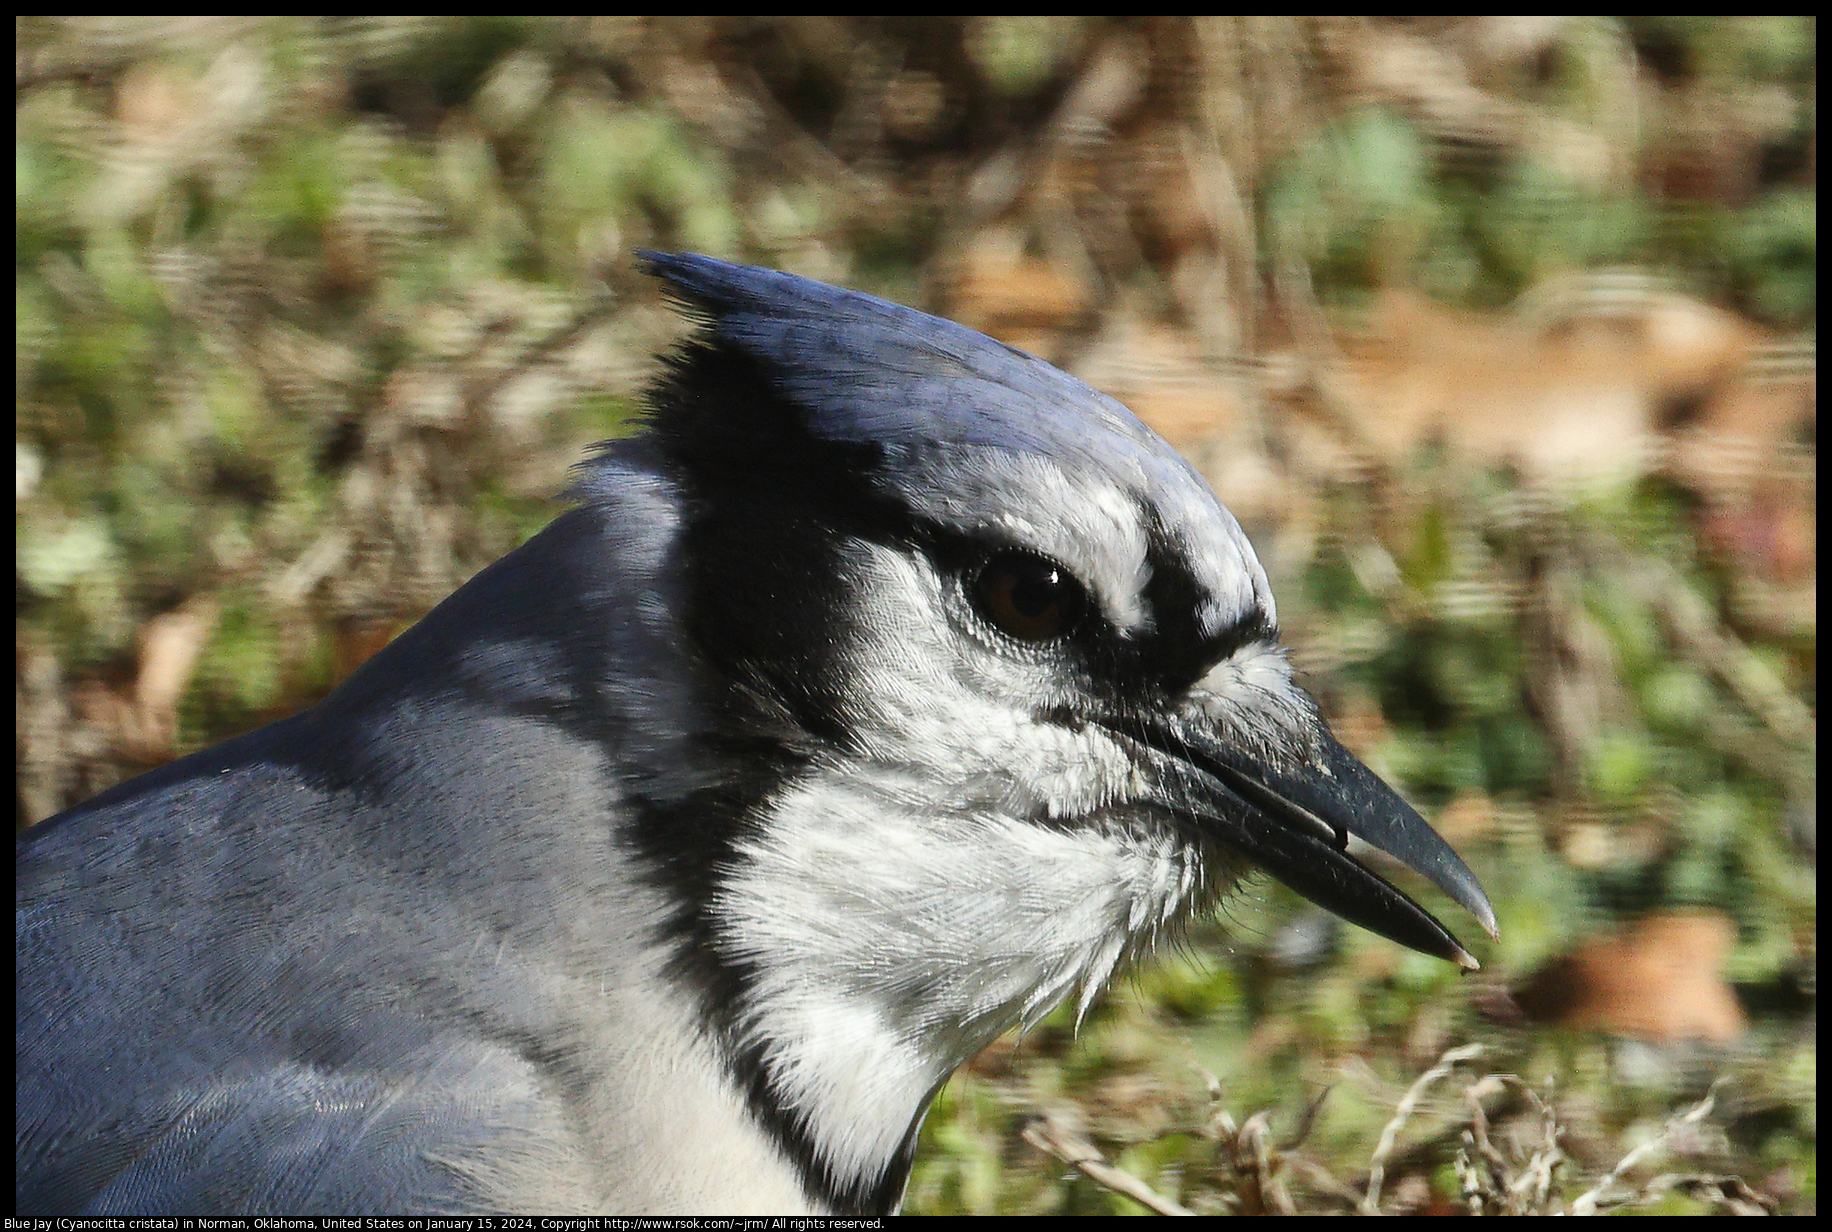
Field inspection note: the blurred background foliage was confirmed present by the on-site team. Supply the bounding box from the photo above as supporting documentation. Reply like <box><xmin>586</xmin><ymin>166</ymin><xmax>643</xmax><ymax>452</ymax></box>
<box><xmin>15</xmin><ymin>16</ymin><xmax>1814</xmax><ymax>1215</ymax></box>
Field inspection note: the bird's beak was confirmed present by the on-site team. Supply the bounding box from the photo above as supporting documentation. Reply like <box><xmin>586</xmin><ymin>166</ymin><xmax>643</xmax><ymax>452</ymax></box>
<box><xmin>1114</xmin><ymin>700</ymin><xmax>1498</xmax><ymax>969</ymax></box>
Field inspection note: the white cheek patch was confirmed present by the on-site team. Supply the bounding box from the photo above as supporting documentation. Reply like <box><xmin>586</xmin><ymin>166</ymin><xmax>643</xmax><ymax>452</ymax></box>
<box><xmin>832</xmin><ymin>545</ymin><xmax>1146</xmax><ymax>817</ymax></box>
<box><xmin>716</xmin><ymin>778</ymin><xmax>1215</xmax><ymax>1195</ymax></box>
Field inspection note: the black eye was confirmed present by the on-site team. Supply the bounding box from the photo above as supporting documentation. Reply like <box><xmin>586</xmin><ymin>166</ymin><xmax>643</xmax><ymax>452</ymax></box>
<box><xmin>972</xmin><ymin>552</ymin><xmax>1085</xmax><ymax>642</ymax></box>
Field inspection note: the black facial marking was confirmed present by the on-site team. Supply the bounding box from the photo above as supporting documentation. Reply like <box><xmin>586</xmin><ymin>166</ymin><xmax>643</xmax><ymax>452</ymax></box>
<box><xmin>621</xmin><ymin>337</ymin><xmax>928</xmax><ymax>1215</ymax></box>
<box><xmin>985</xmin><ymin>516</ymin><xmax>1276</xmax><ymax>720</ymax></box>
<box><xmin>1142</xmin><ymin>516</ymin><xmax>1275</xmax><ymax>681</ymax></box>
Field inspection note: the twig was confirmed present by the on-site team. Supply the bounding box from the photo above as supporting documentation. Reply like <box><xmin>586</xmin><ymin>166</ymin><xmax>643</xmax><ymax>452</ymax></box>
<box><xmin>1234</xmin><ymin>1109</ymin><xmax>1298</xmax><ymax>1215</ymax></box>
<box><xmin>1023</xmin><ymin>1114</ymin><xmax>1195</xmax><ymax>1216</ymax></box>
<box><xmin>1566</xmin><ymin>1080</ymin><xmax>1725</xmax><ymax>1216</ymax></box>
<box><xmin>1359</xmin><ymin>1042</ymin><xmax>1485</xmax><ymax>1214</ymax></box>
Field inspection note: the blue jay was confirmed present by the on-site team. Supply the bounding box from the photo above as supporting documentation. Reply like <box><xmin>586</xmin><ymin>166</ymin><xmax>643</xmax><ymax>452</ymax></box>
<box><xmin>16</xmin><ymin>253</ymin><xmax>1494</xmax><ymax>1216</ymax></box>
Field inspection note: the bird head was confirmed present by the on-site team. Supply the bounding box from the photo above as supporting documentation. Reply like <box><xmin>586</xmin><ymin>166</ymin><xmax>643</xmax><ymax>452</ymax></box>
<box><xmin>605</xmin><ymin>252</ymin><xmax>1495</xmax><ymax>1210</ymax></box>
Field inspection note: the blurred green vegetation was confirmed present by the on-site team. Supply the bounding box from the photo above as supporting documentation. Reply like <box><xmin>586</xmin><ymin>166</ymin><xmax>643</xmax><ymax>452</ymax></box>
<box><xmin>15</xmin><ymin>16</ymin><xmax>1814</xmax><ymax>1214</ymax></box>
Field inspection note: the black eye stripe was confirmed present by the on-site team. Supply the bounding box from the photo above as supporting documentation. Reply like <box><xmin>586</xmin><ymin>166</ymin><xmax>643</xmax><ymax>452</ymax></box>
<box><xmin>939</xmin><ymin>523</ymin><xmax>1277</xmax><ymax>700</ymax></box>
<box><xmin>1137</xmin><ymin>516</ymin><xmax>1278</xmax><ymax>686</ymax></box>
